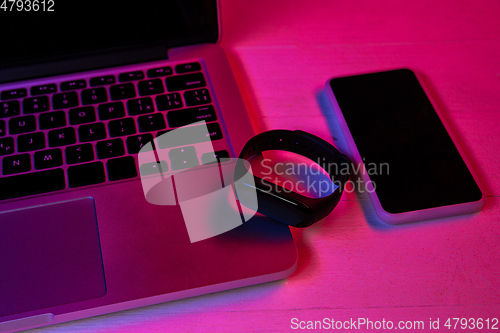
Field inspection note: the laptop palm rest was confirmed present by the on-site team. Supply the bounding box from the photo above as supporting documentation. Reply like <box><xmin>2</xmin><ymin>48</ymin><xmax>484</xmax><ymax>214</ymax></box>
<box><xmin>0</xmin><ymin>198</ymin><xmax>106</xmax><ymax>317</ymax></box>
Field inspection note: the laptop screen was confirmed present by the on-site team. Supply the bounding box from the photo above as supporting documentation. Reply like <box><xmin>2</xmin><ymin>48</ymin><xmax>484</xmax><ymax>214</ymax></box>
<box><xmin>0</xmin><ymin>0</ymin><xmax>218</xmax><ymax>68</ymax></box>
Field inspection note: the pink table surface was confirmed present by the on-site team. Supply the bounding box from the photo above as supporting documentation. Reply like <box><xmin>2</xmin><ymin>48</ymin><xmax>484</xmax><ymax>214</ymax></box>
<box><xmin>28</xmin><ymin>0</ymin><xmax>500</xmax><ymax>332</ymax></box>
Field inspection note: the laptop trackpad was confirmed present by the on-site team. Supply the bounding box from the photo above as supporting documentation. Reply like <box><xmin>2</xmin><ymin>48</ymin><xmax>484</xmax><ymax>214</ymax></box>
<box><xmin>0</xmin><ymin>198</ymin><xmax>106</xmax><ymax>317</ymax></box>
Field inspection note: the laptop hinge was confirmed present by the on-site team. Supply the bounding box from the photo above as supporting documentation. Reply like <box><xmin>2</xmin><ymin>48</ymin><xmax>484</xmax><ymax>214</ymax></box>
<box><xmin>0</xmin><ymin>45</ymin><xmax>168</xmax><ymax>84</ymax></box>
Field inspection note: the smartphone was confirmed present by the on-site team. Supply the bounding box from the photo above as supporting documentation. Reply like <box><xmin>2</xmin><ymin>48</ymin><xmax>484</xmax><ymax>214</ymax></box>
<box><xmin>325</xmin><ymin>69</ymin><xmax>485</xmax><ymax>224</ymax></box>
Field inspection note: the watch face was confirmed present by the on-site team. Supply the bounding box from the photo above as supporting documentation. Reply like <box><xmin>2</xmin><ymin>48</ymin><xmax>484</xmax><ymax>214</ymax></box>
<box><xmin>234</xmin><ymin>131</ymin><xmax>351</xmax><ymax>227</ymax></box>
<box><xmin>235</xmin><ymin>180</ymin><xmax>313</xmax><ymax>227</ymax></box>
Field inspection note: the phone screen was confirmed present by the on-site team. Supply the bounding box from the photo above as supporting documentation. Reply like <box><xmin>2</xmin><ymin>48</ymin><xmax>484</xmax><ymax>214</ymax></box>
<box><xmin>329</xmin><ymin>69</ymin><xmax>482</xmax><ymax>214</ymax></box>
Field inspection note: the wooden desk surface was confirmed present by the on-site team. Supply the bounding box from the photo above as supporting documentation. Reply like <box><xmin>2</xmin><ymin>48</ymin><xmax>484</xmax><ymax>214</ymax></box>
<box><xmin>30</xmin><ymin>1</ymin><xmax>500</xmax><ymax>331</ymax></box>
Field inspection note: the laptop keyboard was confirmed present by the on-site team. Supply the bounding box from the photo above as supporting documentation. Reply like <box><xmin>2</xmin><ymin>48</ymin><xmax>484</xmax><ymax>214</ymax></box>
<box><xmin>0</xmin><ymin>60</ymin><xmax>231</xmax><ymax>201</ymax></box>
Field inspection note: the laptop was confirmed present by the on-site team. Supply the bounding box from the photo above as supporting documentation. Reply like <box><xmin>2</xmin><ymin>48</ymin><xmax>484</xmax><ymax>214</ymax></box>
<box><xmin>0</xmin><ymin>1</ymin><xmax>297</xmax><ymax>331</ymax></box>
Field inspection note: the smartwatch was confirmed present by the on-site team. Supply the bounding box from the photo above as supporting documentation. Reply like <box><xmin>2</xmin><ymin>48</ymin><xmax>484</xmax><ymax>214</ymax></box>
<box><xmin>234</xmin><ymin>130</ymin><xmax>351</xmax><ymax>228</ymax></box>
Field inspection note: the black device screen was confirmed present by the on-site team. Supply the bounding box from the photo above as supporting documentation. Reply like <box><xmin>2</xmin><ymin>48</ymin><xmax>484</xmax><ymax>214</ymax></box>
<box><xmin>329</xmin><ymin>69</ymin><xmax>482</xmax><ymax>214</ymax></box>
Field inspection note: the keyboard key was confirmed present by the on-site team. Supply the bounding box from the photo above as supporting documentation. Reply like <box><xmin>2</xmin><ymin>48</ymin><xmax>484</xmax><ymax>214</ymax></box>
<box><xmin>139</xmin><ymin>160</ymin><xmax>168</xmax><ymax>176</ymax></box>
<box><xmin>81</xmin><ymin>88</ymin><xmax>108</xmax><ymax>105</ymax></box>
<box><xmin>60</xmin><ymin>79</ymin><xmax>86</xmax><ymax>91</ymax></box>
<box><xmin>167</xmin><ymin>105</ymin><xmax>217</xmax><ymax>128</ymax></box>
<box><xmin>138</xmin><ymin>79</ymin><xmax>164</xmax><ymax>96</ymax></box>
<box><xmin>98</xmin><ymin>102</ymin><xmax>125</xmax><ymax>120</ymax></box>
<box><xmin>169</xmin><ymin>146</ymin><xmax>199</xmax><ymax>170</ymax></box>
<box><xmin>205</xmin><ymin>122</ymin><xmax>223</xmax><ymax>141</ymax></box>
<box><xmin>107</xmin><ymin>156</ymin><xmax>137</xmax><ymax>181</ymax></box>
<box><xmin>156</xmin><ymin>122</ymin><xmax>223</xmax><ymax>149</ymax></box>
<box><xmin>0</xmin><ymin>168</ymin><xmax>65</xmax><ymax>201</ymax></box>
<box><xmin>34</xmin><ymin>148</ymin><xmax>63</xmax><ymax>169</ymax></box>
<box><xmin>175</xmin><ymin>62</ymin><xmax>201</xmax><ymax>74</ymax></box>
<box><xmin>0</xmin><ymin>120</ymin><xmax>4</xmax><ymax>136</ymax></box>
<box><xmin>110</xmin><ymin>83</ymin><xmax>136</xmax><ymax>100</ymax></box>
<box><xmin>90</xmin><ymin>75</ymin><xmax>115</xmax><ymax>87</ymax></box>
<box><xmin>155</xmin><ymin>93</ymin><xmax>183</xmax><ymax>111</ymax></box>
<box><xmin>147</xmin><ymin>66</ymin><xmax>173</xmax><ymax>78</ymax></box>
<box><xmin>66</xmin><ymin>143</ymin><xmax>94</xmax><ymax>164</ymax></box>
<box><xmin>67</xmin><ymin>162</ymin><xmax>105</xmax><ymax>188</ymax></box>
<box><xmin>69</xmin><ymin>106</ymin><xmax>96</xmax><ymax>125</ymax></box>
<box><xmin>96</xmin><ymin>138</ymin><xmax>125</xmax><ymax>159</ymax></box>
<box><xmin>118</xmin><ymin>71</ymin><xmax>144</xmax><ymax>82</ymax></box>
<box><xmin>1</xmin><ymin>101</ymin><xmax>20</xmax><ymax>118</ymax></box>
<box><xmin>127</xmin><ymin>97</ymin><xmax>154</xmax><ymax>115</ymax></box>
<box><xmin>168</xmin><ymin>145</ymin><xmax>194</xmax><ymax>160</ymax></box>
<box><xmin>39</xmin><ymin>111</ymin><xmax>67</xmax><ymax>129</ymax></box>
<box><xmin>23</xmin><ymin>96</ymin><xmax>50</xmax><ymax>113</ymax></box>
<box><xmin>126</xmin><ymin>134</ymin><xmax>154</xmax><ymax>154</ymax></box>
<box><xmin>31</xmin><ymin>84</ymin><xmax>57</xmax><ymax>96</ymax></box>
<box><xmin>17</xmin><ymin>132</ymin><xmax>45</xmax><ymax>152</ymax></box>
<box><xmin>184</xmin><ymin>88</ymin><xmax>211</xmax><ymax>106</ymax></box>
<box><xmin>166</xmin><ymin>73</ymin><xmax>206</xmax><ymax>92</ymax></box>
<box><xmin>9</xmin><ymin>115</ymin><xmax>36</xmax><ymax>134</ymax></box>
<box><xmin>78</xmin><ymin>122</ymin><xmax>106</xmax><ymax>142</ymax></box>
<box><xmin>2</xmin><ymin>153</ymin><xmax>31</xmax><ymax>175</ymax></box>
<box><xmin>0</xmin><ymin>137</ymin><xmax>14</xmax><ymax>155</ymax></box>
<box><xmin>1</xmin><ymin>88</ymin><xmax>27</xmax><ymax>100</ymax></box>
<box><xmin>48</xmin><ymin>127</ymin><xmax>77</xmax><ymax>147</ymax></box>
<box><xmin>201</xmin><ymin>150</ymin><xmax>230</xmax><ymax>164</ymax></box>
<box><xmin>137</xmin><ymin>114</ymin><xmax>166</xmax><ymax>132</ymax></box>
<box><xmin>52</xmin><ymin>92</ymin><xmax>79</xmax><ymax>109</ymax></box>
<box><xmin>109</xmin><ymin>118</ymin><xmax>136</xmax><ymax>137</ymax></box>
